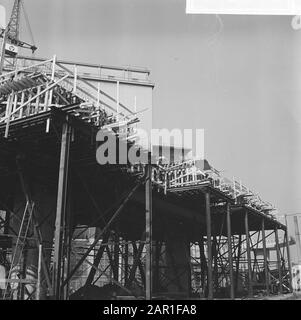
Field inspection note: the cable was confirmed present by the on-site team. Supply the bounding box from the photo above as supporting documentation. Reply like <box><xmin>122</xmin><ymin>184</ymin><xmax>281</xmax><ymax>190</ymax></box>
<box><xmin>20</xmin><ymin>0</ymin><xmax>36</xmax><ymax>55</ymax></box>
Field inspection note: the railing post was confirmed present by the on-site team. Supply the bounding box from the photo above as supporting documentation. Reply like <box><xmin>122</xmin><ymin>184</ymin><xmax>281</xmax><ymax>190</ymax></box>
<box><xmin>48</xmin><ymin>55</ymin><xmax>57</xmax><ymax>108</ymax></box>
<box><xmin>97</xmin><ymin>82</ymin><xmax>101</xmax><ymax>107</ymax></box>
<box><xmin>73</xmin><ymin>64</ymin><xmax>77</xmax><ymax>94</ymax></box>
<box><xmin>116</xmin><ymin>81</ymin><xmax>120</xmax><ymax>122</ymax></box>
<box><xmin>5</xmin><ymin>92</ymin><xmax>14</xmax><ymax>138</ymax></box>
<box><xmin>5</xmin><ymin>94</ymin><xmax>11</xmax><ymax>119</ymax></box>
<box><xmin>51</xmin><ymin>55</ymin><xmax>56</xmax><ymax>81</ymax></box>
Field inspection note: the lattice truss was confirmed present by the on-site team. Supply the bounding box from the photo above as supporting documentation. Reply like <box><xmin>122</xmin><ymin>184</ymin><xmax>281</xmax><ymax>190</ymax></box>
<box><xmin>66</xmin><ymin>224</ymin><xmax>291</xmax><ymax>299</ymax></box>
<box><xmin>190</xmin><ymin>232</ymin><xmax>290</xmax><ymax>297</ymax></box>
<box><xmin>151</xmin><ymin>160</ymin><xmax>277</xmax><ymax>218</ymax></box>
<box><xmin>0</xmin><ymin>56</ymin><xmax>139</xmax><ymax>137</ymax></box>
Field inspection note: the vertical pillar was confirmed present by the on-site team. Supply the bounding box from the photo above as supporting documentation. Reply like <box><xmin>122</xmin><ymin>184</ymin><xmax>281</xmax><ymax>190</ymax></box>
<box><xmin>244</xmin><ymin>211</ymin><xmax>253</xmax><ymax>297</ymax></box>
<box><xmin>234</xmin><ymin>234</ymin><xmax>242</xmax><ymax>294</ymax></box>
<box><xmin>284</xmin><ymin>215</ymin><xmax>293</xmax><ymax>293</ymax></box>
<box><xmin>113</xmin><ymin>233</ymin><xmax>119</xmax><ymax>282</ymax></box>
<box><xmin>51</xmin><ymin>55</ymin><xmax>57</xmax><ymax>80</ymax></box>
<box><xmin>64</xmin><ymin>189</ymin><xmax>73</xmax><ymax>300</ymax></box>
<box><xmin>3</xmin><ymin>185</ymin><xmax>14</xmax><ymax>261</ymax></box>
<box><xmin>35</xmin><ymin>86</ymin><xmax>41</xmax><ymax>114</ymax></box>
<box><xmin>116</xmin><ymin>81</ymin><xmax>120</xmax><ymax>122</ymax></box>
<box><xmin>48</xmin><ymin>55</ymin><xmax>56</xmax><ymax>107</ymax></box>
<box><xmin>212</xmin><ymin>236</ymin><xmax>218</xmax><ymax>292</ymax></box>
<box><xmin>5</xmin><ymin>92</ymin><xmax>14</xmax><ymax>138</ymax></box>
<box><xmin>20</xmin><ymin>91</ymin><xmax>24</xmax><ymax>118</ymax></box>
<box><xmin>261</xmin><ymin>218</ymin><xmax>270</xmax><ymax>295</ymax></box>
<box><xmin>226</xmin><ymin>203</ymin><xmax>234</xmax><ymax>299</ymax></box>
<box><xmin>186</xmin><ymin>241</ymin><xmax>192</xmax><ymax>297</ymax></box>
<box><xmin>124</xmin><ymin>240</ymin><xmax>129</xmax><ymax>286</ymax></box>
<box><xmin>145</xmin><ymin>153</ymin><xmax>152</xmax><ymax>300</ymax></box>
<box><xmin>36</xmin><ymin>244</ymin><xmax>42</xmax><ymax>300</ymax></box>
<box><xmin>274</xmin><ymin>227</ymin><xmax>283</xmax><ymax>294</ymax></box>
<box><xmin>53</xmin><ymin>121</ymin><xmax>71</xmax><ymax>299</ymax></box>
<box><xmin>73</xmin><ymin>65</ymin><xmax>77</xmax><ymax>93</ymax></box>
<box><xmin>19</xmin><ymin>248</ymin><xmax>27</xmax><ymax>300</ymax></box>
<box><xmin>97</xmin><ymin>82</ymin><xmax>101</xmax><ymax>125</ymax></box>
<box><xmin>205</xmin><ymin>191</ymin><xmax>213</xmax><ymax>299</ymax></box>
<box><xmin>199</xmin><ymin>236</ymin><xmax>207</xmax><ymax>296</ymax></box>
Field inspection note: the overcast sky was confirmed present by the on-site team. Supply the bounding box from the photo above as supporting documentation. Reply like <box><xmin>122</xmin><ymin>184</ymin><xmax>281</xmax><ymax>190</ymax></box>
<box><xmin>1</xmin><ymin>0</ymin><xmax>301</xmax><ymax>258</ymax></box>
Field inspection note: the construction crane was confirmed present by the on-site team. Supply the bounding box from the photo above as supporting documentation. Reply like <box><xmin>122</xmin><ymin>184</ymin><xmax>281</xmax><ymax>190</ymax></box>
<box><xmin>0</xmin><ymin>0</ymin><xmax>37</xmax><ymax>73</ymax></box>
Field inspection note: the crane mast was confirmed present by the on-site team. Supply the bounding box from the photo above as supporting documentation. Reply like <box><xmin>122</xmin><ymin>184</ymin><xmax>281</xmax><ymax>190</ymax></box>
<box><xmin>0</xmin><ymin>0</ymin><xmax>37</xmax><ymax>73</ymax></box>
<box><xmin>7</xmin><ymin>0</ymin><xmax>21</xmax><ymax>43</ymax></box>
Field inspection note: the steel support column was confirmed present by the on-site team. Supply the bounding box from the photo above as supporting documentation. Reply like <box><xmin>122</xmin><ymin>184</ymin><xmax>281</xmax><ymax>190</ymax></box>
<box><xmin>19</xmin><ymin>247</ymin><xmax>27</xmax><ymax>300</ymax></box>
<box><xmin>3</xmin><ymin>189</ymin><xmax>14</xmax><ymax>262</ymax></box>
<box><xmin>284</xmin><ymin>216</ymin><xmax>293</xmax><ymax>293</ymax></box>
<box><xmin>285</xmin><ymin>229</ymin><xmax>293</xmax><ymax>293</ymax></box>
<box><xmin>274</xmin><ymin>227</ymin><xmax>283</xmax><ymax>294</ymax></box>
<box><xmin>226</xmin><ymin>203</ymin><xmax>234</xmax><ymax>299</ymax></box>
<box><xmin>212</xmin><ymin>236</ymin><xmax>218</xmax><ymax>293</ymax></box>
<box><xmin>124</xmin><ymin>239</ymin><xmax>129</xmax><ymax>285</ymax></box>
<box><xmin>113</xmin><ymin>233</ymin><xmax>119</xmax><ymax>282</ymax></box>
<box><xmin>64</xmin><ymin>187</ymin><xmax>73</xmax><ymax>300</ymax></box>
<box><xmin>205</xmin><ymin>191</ymin><xmax>213</xmax><ymax>299</ymax></box>
<box><xmin>234</xmin><ymin>234</ymin><xmax>242</xmax><ymax>294</ymax></box>
<box><xmin>245</xmin><ymin>211</ymin><xmax>253</xmax><ymax>297</ymax></box>
<box><xmin>53</xmin><ymin>121</ymin><xmax>71</xmax><ymax>299</ymax></box>
<box><xmin>36</xmin><ymin>244</ymin><xmax>42</xmax><ymax>300</ymax></box>
<box><xmin>261</xmin><ymin>218</ymin><xmax>270</xmax><ymax>295</ymax></box>
<box><xmin>145</xmin><ymin>154</ymin><xmax>152</xmax><ymax>300</ymax></box>
<box><xmin>199</xmin><ymin>236</ymin><xmax>207</xmax><ymax>295</ymax></box>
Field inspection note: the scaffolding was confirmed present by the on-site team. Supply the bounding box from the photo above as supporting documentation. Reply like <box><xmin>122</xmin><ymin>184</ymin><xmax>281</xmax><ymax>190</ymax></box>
<box><xmin>0</xmin><ymin>56</ymin><xmax>292</xmax><ymax>300</ymax></box>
